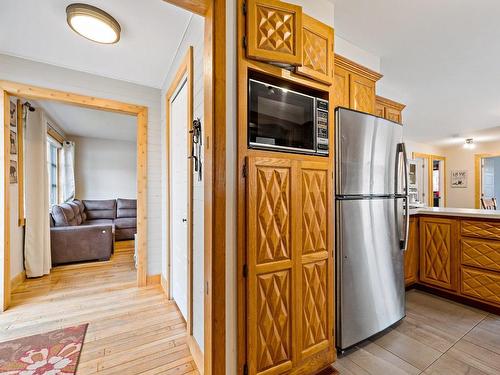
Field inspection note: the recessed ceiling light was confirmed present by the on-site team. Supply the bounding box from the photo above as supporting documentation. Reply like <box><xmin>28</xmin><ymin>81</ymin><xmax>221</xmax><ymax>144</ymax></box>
<box><xmin>66</xmin><ymin>3</ymin><xmax>121</xmax><ymax>44</ymax></box>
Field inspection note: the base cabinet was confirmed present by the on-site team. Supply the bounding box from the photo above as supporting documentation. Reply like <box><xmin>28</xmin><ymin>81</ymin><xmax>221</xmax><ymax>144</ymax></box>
<box><xmin>404</xmin><ymin>217</ymin><xmax>419</xmax><ymax>286</ymax></box>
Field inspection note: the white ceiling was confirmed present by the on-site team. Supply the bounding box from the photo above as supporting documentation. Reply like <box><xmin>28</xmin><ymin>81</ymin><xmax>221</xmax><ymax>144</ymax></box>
<box><xmin>35</xmin><ymin>100</ymin><xmax>137</xmax><ymax>142</ymax></box>
<box><xmin>0</xmin><ymin>0</ymin><xmax>192</xmax><ymax>88</ymax></box>
<box><xmin>331</xmin><ymin>0</ymin><xmax>500</xmax><ymax>145</ymax></box>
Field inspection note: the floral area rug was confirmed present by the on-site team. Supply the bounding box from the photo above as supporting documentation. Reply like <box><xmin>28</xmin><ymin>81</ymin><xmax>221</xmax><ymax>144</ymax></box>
<box><xmin>0</xmin><ymin>324</ymin><xmax>88</xmax><ymax>375</ymax></box>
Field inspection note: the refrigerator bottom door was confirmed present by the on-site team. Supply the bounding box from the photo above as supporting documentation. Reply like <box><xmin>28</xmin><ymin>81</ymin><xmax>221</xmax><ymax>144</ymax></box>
<box><xmin>336</xmin><ymin>198</ymin><xmax>405</xmax><ymax>350</ymax></box>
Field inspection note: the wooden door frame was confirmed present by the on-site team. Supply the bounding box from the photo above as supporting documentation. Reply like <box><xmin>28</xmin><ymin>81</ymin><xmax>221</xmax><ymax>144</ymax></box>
<box><xmin>1</xmin><ymin>81</ymin><xmax>149</xmax><ymax>311</ymax></box>
<box><xmin>475</xmin><ymin>153</ymin><xmax>500</xmax><ymax>209</ymax></box>
<box><xmin>413</xmin><ymin>152</ymin><xmax>447</xmax><ymax>207</ymax></box>
<box><xmin>165</xmin><ymin>46</ymin><xmax>194</xmax><ymax>335</ymax></box>
<box><xmin>164</xmin><ymin>1</ymin><xmax>226</xmax><ymax>374</ymax></box>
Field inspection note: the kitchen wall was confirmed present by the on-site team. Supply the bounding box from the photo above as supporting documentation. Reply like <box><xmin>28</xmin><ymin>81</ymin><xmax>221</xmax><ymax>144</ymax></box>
<box><xmin>70</xmin><ymin>135</ymin><xmax>137</xmax><ymax>200</ymax></box>
<box><xmin>443</xmin><ymin>140</ymin><xmax>500</xmax><ymax>208</ymax></box>
<box><xmin>405</xmin><ymin>139</ymin><xmax>444</xmax><ymax>159</ymax></box>
<box><xmin>0</xmin><ymin>53</ymin><xmax>162</xmax><ymax>275</ymax></box>
<box><xmin>161</xmin><ymin>14</ymin><xmax>205</xmax><ymax>353</ymax></box>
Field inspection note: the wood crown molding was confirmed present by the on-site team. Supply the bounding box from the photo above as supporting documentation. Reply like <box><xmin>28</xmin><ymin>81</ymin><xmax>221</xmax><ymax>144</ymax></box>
<box><xmin>162</xmin><ymin>0</ymin><xmax>208</xmax><ymax>16</ymax></box>
<box><xmin>335</xmin><ymin>54</ymin><xmax>383</xmax><ymax>82</ymax></box>
<box><xmin>376</xmin><ymin>95</ymin><xmax>406</xmax><ymax>111</ymax></box>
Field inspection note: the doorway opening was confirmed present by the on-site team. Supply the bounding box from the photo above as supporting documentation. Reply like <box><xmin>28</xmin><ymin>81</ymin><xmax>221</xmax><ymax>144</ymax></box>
<box><xmin>475</xmin><ymin>153</ymin><xmax>500</xmax><ymax>209</ymax></box>
<box><xmin>412</xmin><ymin>152</ymin><xmax>447</xmax><ymax>207</ymax></box>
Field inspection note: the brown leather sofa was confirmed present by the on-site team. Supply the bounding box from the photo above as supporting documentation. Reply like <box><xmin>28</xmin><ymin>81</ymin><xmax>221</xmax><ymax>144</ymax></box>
<box><xmin>50</xmin><ymin>198</ymin><xmax>136</xmax><ymax>265</ymax></box>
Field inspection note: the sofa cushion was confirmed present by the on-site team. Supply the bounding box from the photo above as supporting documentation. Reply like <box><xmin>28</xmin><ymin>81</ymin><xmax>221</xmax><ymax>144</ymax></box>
<box><xmin>114</xmin><ymin>217</ymin><xmax>136</xmax><ymax>229</ymax></box>
<box><xmin>68</xmin><ymin>201</ymin><xmax>83</xmax><ymax>225</ymax></box>
<box><xmin>74</xmin><ymin>200</ymin><xmax>87</xmax><ymax>222</ymax></box>
<box><xmin>83</xmin><ymin>219</ymin><xmax>114</xmax><ymax>226</ymax></box>
<box><xmin>117</xmin><ymin>198</ymin><xmax>137</xmax><ymax>218</ymax></box>
<box><xmin>83</xmin><ymin>199</ymin><xmax>116</xmax><ymax>220</ymax></box>
<box><xmin>52</xmin><ymin>203</ymin><xmax>77</xmax><ymax>227</ymax></box>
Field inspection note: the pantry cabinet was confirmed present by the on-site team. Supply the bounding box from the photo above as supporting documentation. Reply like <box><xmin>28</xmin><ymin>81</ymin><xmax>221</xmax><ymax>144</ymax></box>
<box><xmin>296</xmin><ymin>14</ymin><xmax>335</xmax><ymax>85</ymax></box>
<box><xmin>245</xmin><ymin>0</ymin><xmax>303</xmax><ymax>66</ymax></box>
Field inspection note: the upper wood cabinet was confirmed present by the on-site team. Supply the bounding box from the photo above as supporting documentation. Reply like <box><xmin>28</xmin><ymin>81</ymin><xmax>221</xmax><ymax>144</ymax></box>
<box><xmin>375</xmin><ymin>96</ymin><xmax>406</xmax><ymax>124</ymax></box>
<box><xmin>419</xmin><ymin>217</ymin><xmax>458</xmax><ymax>291</ymax></box>
<box><xmin>246</xmin><ymin>0</ymin><xmax>303</xmax><ymax>66</ymax></box>
<box><xmin>296</xmin><ymin>14</ymin><xmax>334</xmax><ymax>85</ymax></box>
<box><xmin>333</xmin><ymin>55</ymin><xmax>382</xmax><ymax>115</ymax></box>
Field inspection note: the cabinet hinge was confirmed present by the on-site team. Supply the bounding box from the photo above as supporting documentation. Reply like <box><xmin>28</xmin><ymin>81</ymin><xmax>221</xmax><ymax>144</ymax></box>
<box><xmin>243</xmin><ymin>2</ymin><xmax>247</xmax><ymax>15</ymax></box>
<box><xmin>243</xmin><ymin>36</ymin><xmax>248</xmax><ymax>49</ymax></box>
<box><xmin>243</xmin><ymin>162</ymin><xmax>248</xmax><ymax>178</ymax></box>
<box><xmin>243</xmin><ymin>264</ymin><xmax>248</xmax><ymax>278</ymax></box>
<box><xmin>243</xmin><ymin>364</ymin><xmax>249</xmax><ymax>375</ymax></box>
<box><xmin>332</xmin><ymin>328</ymin><xmax>335</xmax><ymax>338</ymax></box>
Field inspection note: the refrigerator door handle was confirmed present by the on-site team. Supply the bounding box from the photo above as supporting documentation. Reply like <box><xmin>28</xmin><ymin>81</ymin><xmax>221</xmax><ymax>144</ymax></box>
<box><xmin>397</xmin><ymin>142</ymin><xmax>410</xmax><ymax>251</ymax></box>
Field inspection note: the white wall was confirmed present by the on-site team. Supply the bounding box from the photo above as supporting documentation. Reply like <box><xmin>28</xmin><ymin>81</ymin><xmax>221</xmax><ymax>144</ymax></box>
<box><xmin>405</xmin><ymin>139</ymin><xmax>444</xmax><ymax>159</ymax></box>
<box><xmin>0</xmin><ymin>54</ymin><xmax>162</xmax><ymax>275</ymax></box>
<box><xmin>71</xmin><ymin>136</ymin><xmax>136</xmax><ymax>200</ymax></box>
<box><xmin>161</xmin><ymin>15</ymin><xmax>205</xmax><ymax>352</ymax></box>
<box><xmin>443</xmin><ymin>141</ymin><xmax>500</xmax><ymax>209</ymax></box>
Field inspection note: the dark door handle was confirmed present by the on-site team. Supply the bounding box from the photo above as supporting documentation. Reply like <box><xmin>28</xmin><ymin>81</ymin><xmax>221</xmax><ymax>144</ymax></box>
<box><xmin>182</xmin><ymin>218</ymin><xmax>187</xmax><ymax>223</ymax></box>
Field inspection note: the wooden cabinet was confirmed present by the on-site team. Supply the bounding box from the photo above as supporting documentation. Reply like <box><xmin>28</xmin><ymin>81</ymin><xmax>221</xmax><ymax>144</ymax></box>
<box><xmin>246</xmin><ymin>0</ymin><xmax>303</xmax><ymax>66</ymax></box>
<box><xmin>333</xmin><ymin>55</ymin><xmax>382</xmax><ymax>114</ymax></box>
<box><xmin>296</xmin><ymin>14</ymin><xmax>334</xmax><ymax>85</ymax></box>
<box><xmin>246</xmin><ymin>157</ymin><xmax>333</xmax><ymax>375</ymax></box>
<box><xmin>419</xmin><ymin>217</ymin><xmax>458</xmax><ymax>291</ymax></box>
<box><xmin>375</xmin><ymin>96</ymin><xmax>406</xmax><ymax>124</ymax></box>
<box><xmin>404</xmin><ymin>217</ymin><xmax>419</xmax><ymax>286</ymax></box>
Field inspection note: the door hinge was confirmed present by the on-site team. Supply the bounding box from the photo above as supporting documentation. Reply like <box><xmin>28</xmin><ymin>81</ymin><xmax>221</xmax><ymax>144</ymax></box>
<box><xmin>243</xmin><ymin>36</ymin><xmax>248</xmax><ymax>49</ymax></box>
<box><xmin>332</xmin><ymin>328</ymin><xmax>335</xmax><ymax>337</ymax></box>
<box><xmin>243</xmin><ymin>363</ymin><xmax>248</xmax><ymax>375</ymax></box>
<box><xmin>243</xmin><ymin>162</ymin><xmax>248</xmax><ymax>178</ymax></box>
<box><xmin>243</xmin><ymin>2</ymin><xmax>247</xmax><ymax>15</ymax></box>
<box><xmin>243</xmin><ymin>264</ymin><xmax>248</xmax><ymax>278</ymax></box>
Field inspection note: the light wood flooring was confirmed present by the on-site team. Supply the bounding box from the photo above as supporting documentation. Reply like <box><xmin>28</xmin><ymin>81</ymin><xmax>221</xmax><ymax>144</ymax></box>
<box><xmin>335</xmin><ymin>289</ymin><xmax>500</xmax><ymax>375</ymax></box>
<box><xmin>0</xmin><ymin>247</ymin><xmax>199</xmax><ymax>375</ymax></box>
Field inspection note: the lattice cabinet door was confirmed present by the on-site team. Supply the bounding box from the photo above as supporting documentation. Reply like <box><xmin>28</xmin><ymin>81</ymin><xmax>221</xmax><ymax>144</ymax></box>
<box><xmin>246</xmin><ymin>157</ymin><xmax>294</xmax><ymax>375</ymax></box>
<box><xmin>404</xmin><ymin>217</ymin><xmax>419</xmax><ymax>286</ymax></box>
<box><xmin>295</xmin><ymin>161</ymin><xmax>333</xmax><ymax>361</ymax></box>
<box><xmin>296</xmin><ymin>14</ymin><xmax>334</xmax><ymax>85</ymax></box>
<box><xmin>333</xmin><ymin>65</ymin><xmax>350</xmax><ymax>109</ymax></box>
<box><xmin>375</xmin><ymin>101</ymin><xmax>385</xmax><ymax>118</ymax></box>
<box><xmin>246</xmin><ymin>0</ymin><xmax>303</xmax><ymax>66</ymax></box>
<box><xmin>349</xmin><ymin>73</ymin><xmax>376</xmax><ymax>114</ymax></box>
<box><xmin>419</xmin><ymin>217</ymin><xmax>458</xmax><ymax>291</ymax></box>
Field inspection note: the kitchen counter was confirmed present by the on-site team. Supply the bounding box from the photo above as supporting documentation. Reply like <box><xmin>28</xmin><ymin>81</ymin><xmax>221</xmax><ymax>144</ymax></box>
<box><xmin>409</xmin><ymin>207</ymin><xmax>500</xmax><ymax>219</ymax></box>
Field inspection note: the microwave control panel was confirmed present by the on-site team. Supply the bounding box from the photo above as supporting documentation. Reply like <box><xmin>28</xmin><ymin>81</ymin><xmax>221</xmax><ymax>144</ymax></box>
<box><xmin>316</xmin><ymin>99</ymin><xmax>329</xmax><ymax>155</ymax></box>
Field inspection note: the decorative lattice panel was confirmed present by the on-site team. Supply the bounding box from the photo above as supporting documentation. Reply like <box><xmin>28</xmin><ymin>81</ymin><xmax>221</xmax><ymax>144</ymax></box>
<box><xmin>302</xmin><ymin>261</ymin><xmax>328</xmax><ymax>350</ymax></box>
<box><xmin>301</xmin><ymin>170</ymin><xmax>327</xmax><ymax>254</ymax></box>
<box><xmin>334</xmin><ymin>71</ymin><xmax>349</xmax><ymax>107</ymax></box>
<box><xmin>461</xmin><ymin>267</ymin><xmax>500</xmax><ymax>305</ymax></box>
<box><xmin>462</xmin><ymin>239</ymin><xmax>500</xmax><ymax>272</ymax></box>
<box><xmin>256</xmin><ymin>167</ymin><xmax>290</xmax><ymax>264</ymax></box>
<box><xmin>257</xmin><ymin>271</ymin><xmax>291</xmax><ymax>372</ymax></box>
<box><xmin>351</xmin><ymin>81</ymin><xmax>374</xmax><ymax>114</ymax></box>
<box><xmin>462</xmin><ymin>221</ymin><xmax>500</xmax><ymax>241</ymax></box>
<box><xmin>302</xmin><ymin>29</ymin><xmax>328</xmax><ymax>75</ymax></box>
<box><xmin>422</xmin><ymin>221</ymin><xmax>452</xmax><ymax>287</ymax></box>
<box><xmin>256</xmin><ymin>5</ymin><xmax>296</xmax><ymax>55</ymax></box>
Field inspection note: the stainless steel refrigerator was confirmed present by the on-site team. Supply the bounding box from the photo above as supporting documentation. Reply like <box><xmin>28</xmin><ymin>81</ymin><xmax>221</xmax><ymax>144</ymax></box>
<box><xmin>335</xmin><ymin>107</ymin><xmax>409</xmax><ymax>351</ymax></box>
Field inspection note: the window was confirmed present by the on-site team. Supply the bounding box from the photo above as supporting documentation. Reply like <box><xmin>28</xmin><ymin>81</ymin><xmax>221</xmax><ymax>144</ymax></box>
<box><xmin>47</xmin><ymin>137</ymin><xmax>61</xmax><ymax>207</ymax></box>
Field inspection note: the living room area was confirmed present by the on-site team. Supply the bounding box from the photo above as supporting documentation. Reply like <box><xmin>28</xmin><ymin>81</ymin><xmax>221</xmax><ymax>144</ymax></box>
<box><xmin>9</xmin><ymin>97</ymin><xmax>139</xmax><ymax>291</ymax></box>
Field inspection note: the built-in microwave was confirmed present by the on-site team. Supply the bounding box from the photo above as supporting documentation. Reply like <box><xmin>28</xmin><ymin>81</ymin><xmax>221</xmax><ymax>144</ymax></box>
<box><xmin>248</xmin><ymin>79</ymin><xmax>329</xmax><ymax>156</ymax></box>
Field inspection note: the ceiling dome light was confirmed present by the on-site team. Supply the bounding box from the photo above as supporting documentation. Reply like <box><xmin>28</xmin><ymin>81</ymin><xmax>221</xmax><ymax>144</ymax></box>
<box><xmin>66</xmin><ymin>3</ymin><xmax>121</xmax><ymax>44</ymax></box>
<box><xmin>463</xmin><ymin>138</ymin><xmax>475</xmax><ymax>149</ymax></box>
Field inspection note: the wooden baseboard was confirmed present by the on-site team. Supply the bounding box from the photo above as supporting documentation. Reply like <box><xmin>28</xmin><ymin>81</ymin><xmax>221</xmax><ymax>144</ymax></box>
<box><xmin>10</xmin><ymin>270</ymin><xmax>25</xmax><ymax>291</ymax></box>
<box><xmin>187</xmin><ymin>336</ymin><xmax>204</xmax><ymax>374</ymax></box>
<box><xmin>146</xmin><ymin>274</ymin><xmax>161</xmax><ymax>286</ymax></box>
<box><xmin>161</xmin><ymin>275</ymin><xmax>169</xmax><ymax>297</ymax></box>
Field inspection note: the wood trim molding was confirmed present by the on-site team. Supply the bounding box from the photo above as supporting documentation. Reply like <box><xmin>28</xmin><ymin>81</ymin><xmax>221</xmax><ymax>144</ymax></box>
<box><xmin>335</xmin><ymin>54</ymin><xmax>383</xmax><ymax>82</ymax></box>
<box><xmin>375</xmin><ymin>95</ymin><xmax>406</xmax><ymax>111</ymax></box>
<box><xmin>162</xmin><ymin>0</ymin><xmax>209</xmax><ymax>16</ymax></box>
<box><xmin>1</xmin><ymin>81</ymin><xmax>148</xmax><ymax>311</ymax></box>
<box><xmin>47</xmin><ymin>126</ymin><xmax>65</xmax><ymax>144</ymax></box>
<box><xmin>474</xmin><ymin>153</ymin><xmax>500</xmax><ymax>209</ymax></box>
<box><xmin>146</xmin><ymin>274</ymin><xmax>161</xmax><ymax>285</ymax></box>
<box><xmin>187</xmin><ymin>336</ymin><xmax>205</xmax><ymax>375</ymax></box>
<box><xmin>10</xmin><ymin>270</ymin><xmax>25</xmax><ymax>291</ymax></box>
<box><xmin>17</xmin><ymin>100</ymin><xmax>25</xmax><ymax>227</ymax></box>
<box><xmin>413</xmin><ymin>152</ymin><xmax>447</xmax><ymax>207</ymax></box>
<box><xmin>165</xmin><ymin>46</ymin><xmax>194</xmax><ymax>335</ymax></box>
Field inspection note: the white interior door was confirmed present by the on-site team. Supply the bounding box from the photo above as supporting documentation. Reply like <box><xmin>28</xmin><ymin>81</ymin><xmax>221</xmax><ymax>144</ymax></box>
<box><xmin>170</xmin><ymin>78</ymin><xmax>189</xmax><ymax>321</ymax></box>
<box><xmin>482</xmin><ymin>158</ymin><xmax>495</xmax><ymax>198</ymax></box>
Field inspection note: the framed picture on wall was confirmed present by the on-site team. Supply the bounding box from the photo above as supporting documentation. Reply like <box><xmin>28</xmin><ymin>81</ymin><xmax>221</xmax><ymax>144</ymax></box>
<box><xmin>10</xmin><ymin>160</ymin><xmax>17</xmax><ymax>184</ymax></box>
<box><xmin>10</xmin><ymin>130</ymin><xmax>17</xmax><ymax>155</ymax></box>
<box><xmin>451</xmin><ymin>169</ymin><xmax>467</xmax><ymax>188</ymax></box>
<box><xmin>10</xmin><ymin>100</ymin><xmax>17</xmax><ymax>128</ymax></box>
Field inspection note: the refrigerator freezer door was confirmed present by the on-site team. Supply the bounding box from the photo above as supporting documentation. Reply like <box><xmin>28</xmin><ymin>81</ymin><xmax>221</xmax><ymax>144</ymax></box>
<box><xmin>336</xmin><ymin>108</ymin><xmax>404</xmax><ymax>196</ymax></box>
<box><xmin>336</xmin><ymin>198</ymin><xmax>405</xmax><ymax>350</ymax></box>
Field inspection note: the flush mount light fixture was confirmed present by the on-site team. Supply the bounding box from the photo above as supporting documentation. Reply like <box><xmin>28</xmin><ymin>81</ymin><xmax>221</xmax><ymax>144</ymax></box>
<box><xmin>463</xmin><ymin>138</ymin><xmax>475</xmax><ymax>149</ymax></box>
<box><xmin>66</xmin><ymin>3</ymin><xmax>121</xmax><ymax>44</ymax></box>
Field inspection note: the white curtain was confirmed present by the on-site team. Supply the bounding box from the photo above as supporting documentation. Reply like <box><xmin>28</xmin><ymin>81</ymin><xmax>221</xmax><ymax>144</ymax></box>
<box><xmin>24</xmin><ymin>111</ymin><xmax>51</xmax><ymax>278</ymax></box>
<box><xmin>60</xmin><ymin>141</ymin><xmax>75</xmax><ymax>202</ymax></box>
